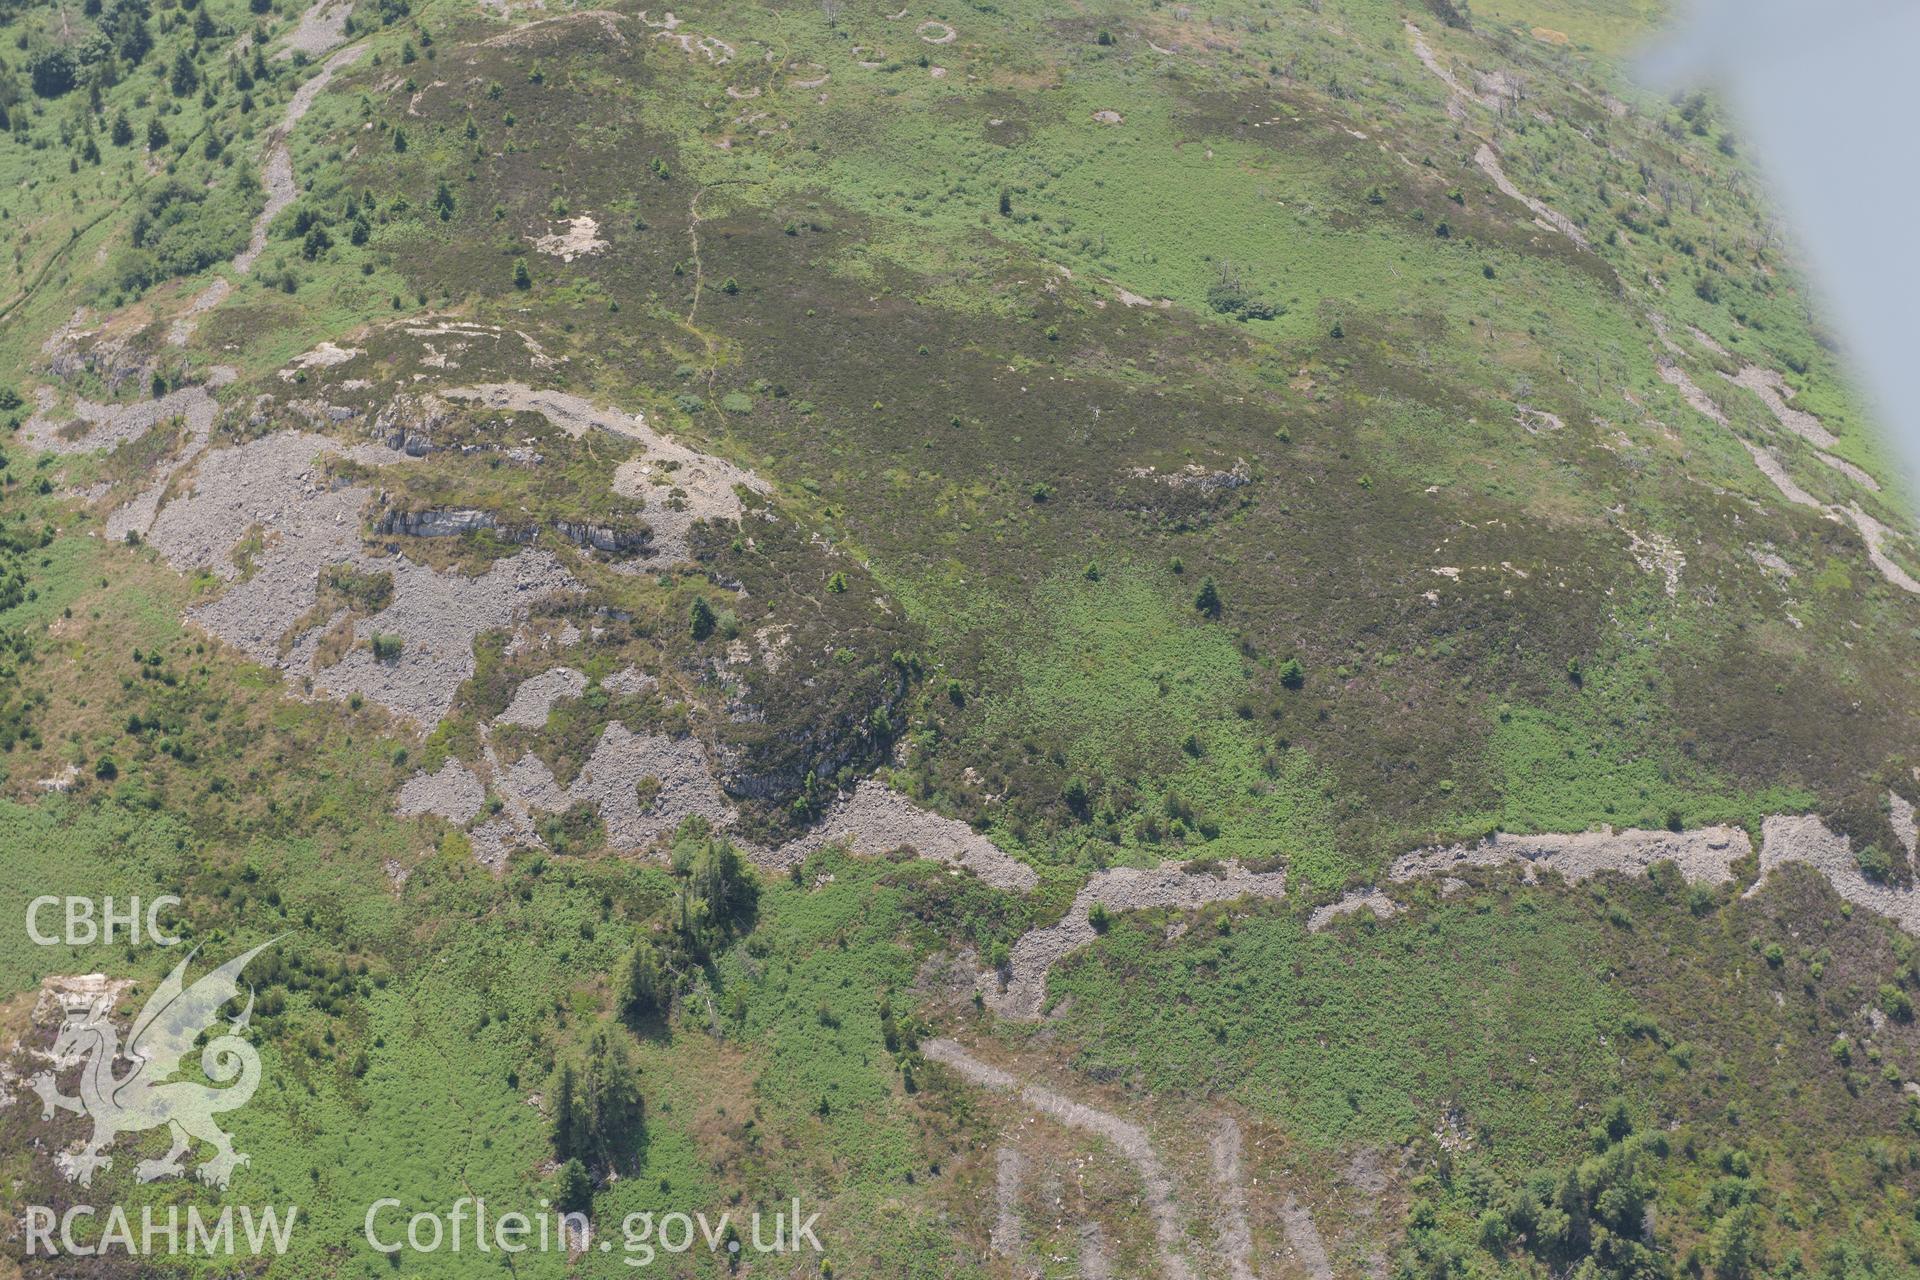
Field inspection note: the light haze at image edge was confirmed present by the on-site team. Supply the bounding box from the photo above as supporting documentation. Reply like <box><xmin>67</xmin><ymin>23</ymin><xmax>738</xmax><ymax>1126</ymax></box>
<box><xmin>1641</xmin><ymin>0</ymin><xmax>1920</xmax><ymax>491</ymax></box>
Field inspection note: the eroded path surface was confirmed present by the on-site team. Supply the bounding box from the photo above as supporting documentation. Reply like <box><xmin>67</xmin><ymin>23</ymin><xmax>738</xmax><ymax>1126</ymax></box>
<box><xmin>236</xmin><ymin>34</ymin><xmax>365</xmax><ymax>273</ymax></box>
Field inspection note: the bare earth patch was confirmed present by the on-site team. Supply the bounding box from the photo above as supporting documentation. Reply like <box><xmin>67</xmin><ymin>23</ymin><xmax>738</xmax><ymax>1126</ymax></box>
<box><xmin>530</xmin><ymin>215</ymin><xmax>608</xmax><ymax>262</ymax></box>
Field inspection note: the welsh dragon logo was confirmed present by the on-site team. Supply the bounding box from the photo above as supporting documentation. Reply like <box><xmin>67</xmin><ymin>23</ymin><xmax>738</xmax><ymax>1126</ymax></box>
<box><xmin>30</xmin><ymin>941</ymin><xmax>276</xmax><ymax>1190</ymax></box>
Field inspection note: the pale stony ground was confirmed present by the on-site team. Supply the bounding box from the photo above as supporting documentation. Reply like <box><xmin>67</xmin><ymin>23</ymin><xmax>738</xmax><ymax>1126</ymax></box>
<box><xmin>495</xmin><ymin>666</ymin><xmax>588</xmax><ymax>728</ymax></box>
<box><xmin>981</xmin><ymin>861</ymin><xmax>1290</xmax><ymax>1020</ymax></box>
<box><xmin>1355</xmin><ymin>804</ymin><xmax>1920</xmax><ymax>952</ymax></box>
<box><xmin>440</xmin><ymin>382</ymin><xmax>768</xmax><ymax>562</ymax></box>
<box><xmin>1656</xmin><ymin>358</ymin><xmax>1728</xmax><ymax>426</ymax></box>
<box><xmin>1842</xmin><ymin>504</ymin><xmax>1920</xmax><ymax>594</ymax></box>
<box><xmin>530</xmin><ymin>215</ymin><xmax>608</xmax><ymax>262</ymax></box>
<box><xmin>1280</xmin><ymin>1194</ymin><xmax>1336</xmax><ymax>1280</ymax></box>
<box><xmin>575</xmin><ymin>723</ymin><xmax>740</xmax><ymax>846</ymax></box>
<box><xmin>1473</xmin><ymin>143</ymin><xmax>1590</xmax><ymax>249</ymax></box>
<box><xmin>1405</xmin><ymin>21</ymin><xmax>1588</xmax><ymax>254</ymax></box>
<box><xmin>167</xmin><ymin>278</ymin><xmax>230</xmax><ymax>348</ymax></box>
<box><xmin>924</xmin><ymin>1043</ymin><xmax>1329</xmax><ymax>1280</ymax></box>
<box><xmin>1078</xmin><ymin>1220</ymin><xmax>1113</xmax><ymax>1280</ymax></box>
<box><xmin>394</xmin><ymin>759</ymin><xmax>486</xmax><ymax>825</ymax></box>
<box><xmin>276</xmin><ymin>0</ymin><xmax>353</xmax><ymax>59</ymax></box>
<box><xmin>0</xmin><ymin>975</ymin><xmax>136</xmax><ymax>1107</ymax></box>
<box><xmin>1625</xmin><ymin>528</ymin><xmax>1685</xmax><ymax>597</ymax></box>
<box><xmin>1721</xmin><ymin>366</ymin><xmax>1879</xmax><ymax>489</ymax></box>
<box><xmin>1892</xmin><ymin>791</ymin><xmax>1918</xmax><ymax>865</ymax></box>
<box><xmin>136</xmin><ymin>428</ymin><xmax>575</xmax><ymax>727</ymax></box>
<box><xmin>1817</xmin><ymin>451</ymin><xmax>1880</xmax><ymax>491</ymax></box>
<box><xmin>1409</xmin><ymin>12</ymin><xmax>1920</xmax><ymax>606</ymax></box>
<box><xmin>990</xmin><ymin>1146</ymin><xmax>1026</xmax><ymax>1263</ymax></box>
<box><xmin>602</xmin><ymin>666</ymin><xmax>657</xmax><ymax>697</ymax></box>
<box><xmin>313</xmin><ymin>552</ymin><xmax>577</xmax><ymax>724</ymax></box>
<box><xmin>1209</xmin><ymin>1120</ymin><xmax>1256</xmax><ymax>1280</ymax></box>
<box><xmin>281</xmin><ymin>341</ymin><xmax>363</xmax><ymax>377</ymax></box>
<box><xmin>1307</xmin><ymin>889</ymin><xmax>1401</xmax><ymax>932</ymax></box>
<box><xmin>1388</xmin><ymin>824</ymin><xmax>1752</xmax><ymax>886</ymax></box>
<box><xmin>1726</xmin><ymin>365</ymin><xmax>1839</xmax><ymax>448</ymax></box>
<box><xmin>767</xmin><ymin>779</ymin><xmax>1039</xmax><ymax>890</ymax></box>
<box><xmin>459</xmin><ymin>720</ymin><xmax>742</xmax><ymax>867</ymax></box>
<box><xmin>22</xmin><ymin>368</ymin><xmax>234</xmax><ymax>456</ymax></box>
<box><xmin>1742</xmin><ymin>440</ymin><xmax>1822</xmax><ymax>509</ymax></box>
<box><xmin>1658</xmin><ymin>355</ymin><xmax>1918</xmax><ymax>595</ymax></box>
<box><xmin>1405</xmin><ymin>22</ymin><xmax>1479</xmax><ymax>110</ymax></box>
<box><xmin>1748</xmin><ymin>811</ymin><xmax>1920</xmax><ymax>933</ymax></box>
<box><xmin>239</xmin><ymin>42</ymin><xmax>367</xmax><ymax>272</ymax></box>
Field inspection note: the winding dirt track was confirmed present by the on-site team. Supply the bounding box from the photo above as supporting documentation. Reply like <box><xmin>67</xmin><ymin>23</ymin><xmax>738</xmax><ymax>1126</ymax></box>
<box><xmin>236</xmin><ymin>40</ymin><xmax>366</xmax><ymax>274</ymax></box>
<box><xmin>923</xmin><ymin>1039</ymin><xmax>1196</xmax><ymax>1280</ymax></box>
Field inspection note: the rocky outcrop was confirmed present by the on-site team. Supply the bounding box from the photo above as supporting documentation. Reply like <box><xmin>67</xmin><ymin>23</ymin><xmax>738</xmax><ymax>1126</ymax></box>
<box><xmin>371</xmin><ymin>392</ymin><xmax>450</xmax><ymax>457</ymax></box>
<box><xmin>553</xmin><ymin>519</ymin><xmax>652</xmax><ymax>555</ymax></box>
<box><xmin>376</xmin><ymin>507</ymin><xmax>652</xmax><ymax>557</ymax></box>
<box><xmin>377</xmin><ymin>507</ymin><xmax>536</xmax><ymax>542</ymax></box>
